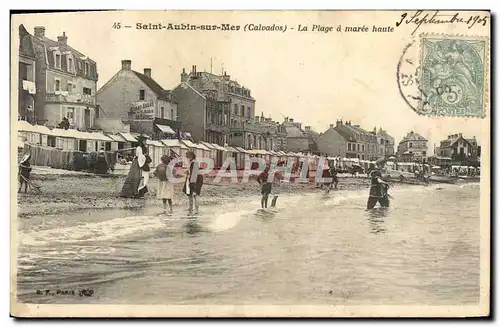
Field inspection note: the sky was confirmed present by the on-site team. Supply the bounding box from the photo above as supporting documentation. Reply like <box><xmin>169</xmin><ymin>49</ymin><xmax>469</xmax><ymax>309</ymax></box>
<box><xmin>12</xmin><ymin>11</ymin><xmax>490</xmax><ymax>153</ymax></box>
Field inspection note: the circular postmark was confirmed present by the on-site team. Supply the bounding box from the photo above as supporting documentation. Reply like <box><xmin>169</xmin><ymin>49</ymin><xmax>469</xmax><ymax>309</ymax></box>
<box><xmin>397</xmin><ymin>35</ymin><xmax>487</xmax><ymax>117</ymax></box>
<box><xmin>396</xmin><ymin>38</ymin><xmax>432</xmax><ymax>115</ymax></box>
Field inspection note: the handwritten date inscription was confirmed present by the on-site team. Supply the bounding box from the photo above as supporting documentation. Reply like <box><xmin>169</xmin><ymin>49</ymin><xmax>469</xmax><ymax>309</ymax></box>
<box><xmin>36</xmin><ymin>289</ymin><xmax>94</xmax><ymax>297</ymax></box>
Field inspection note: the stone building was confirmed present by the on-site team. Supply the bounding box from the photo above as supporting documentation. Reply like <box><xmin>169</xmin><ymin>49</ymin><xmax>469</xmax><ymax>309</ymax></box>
<box><xmin>28</xmin><ymin>26</ymin><xmax>99</xmax><ymax>129</ymax></box>
<box><xmin>397</xmin><ymin>131</ymin><xmax>428</xmax><ymax>163</ymax></box>
<box><xmin>317</xmin><ymin>119</ymin><xmax>380</xmax><ymax>160</ymax></box>
<box><xmin>438</xmin><ymin>133</ymin><xmax>479</xmax><ymax>163</ymax></box>
<box><xmin>18</xmin><ymin>24</ymin><xmax>36</xmax><ymax>123</ymax></box>
<box><xmin>96</xmin><ymin>60</ymin><xmax>180</xmax><ymax>138</ymax></box>
<box><xmin>375</xmin><ymin>127</ymin><xmax>395</xmax><ymax>157</ymax></box>
<box><xmin>282</xmin><ymin>117</ymin><xmax>317</xmax><ymax>153</ymax></box>
<box><xmin>173</xmin><ymin>65</ymin><xmax>256</xmax><ymax>145</ymax></box>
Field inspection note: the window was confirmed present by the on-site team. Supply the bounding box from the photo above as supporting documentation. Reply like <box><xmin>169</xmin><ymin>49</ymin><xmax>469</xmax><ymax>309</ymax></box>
<box><xmin>357</xmin><ymin>144</ymin><xmax>360</xmax><ymax>151</ymax></box>
<box><xmin>78</xmin><ymin>61</ymin><xmax>82</xmax><ymax>70</ymax></box>
<box><xmin>234</xmin><ymin>104</ymin><xmax>238</xmax><ymax>115</ymax></box>
<box><xmin>83</xmin><ymin>87</ymin><xmax>92</xmax><ymax>95</ymax></box>
<box><xmin>55</xmin><ymin>54</ymin><xmax>61</xmax><ymax>69</ymax></box>
<box><xmin>247</xmin><ymin>107</ymin><xmax>251</xmax><ymax>117</ymax></box>
<box><xmin>409</xmin><ymin>142</ymin><xmax>413</xmax><ymax>148</ymax></box>
<box><xmin>85</xmin><ymin>63</ymin><xmax>89</xmax><ymax>75</ymax></box>
<box><xmin>241</xmin><ymin>105</ymin><xmax>244</xmax><ymax>116</ymax></box>
<box><xmin>66</xmin><ymin>107</ymin><xmax>75</xmax><ymax>124</ymax></box>
<box><xmin>348</xmin><ymin>143</ymin><xmax>351</xmax><ymax>151</ymax></box>
<box><xmin>161</xmin><ymin>107</ymin><xmax>165</xmax><ymax>118</ymax></box>
<box><xmin>139</xmin><ymin>90</ymin><xmax>145</xmax><ymax>100</ymax></box>
<box><xmin>362</xmin><ymin>144</ymin><xmax>365</xmax><ymax>152</ymax></box>
<box><xmin>68</xmin><ymin>58</ymin><xmax>73</xmax><ymax>73</ymax></box>
<box><xmin>55</xmin><ymin>79</ymin><xmax>61</xmax><ymax>91</ymax></box>
<box><xmin>171</xmin><ymin>109</ymin><xmax>174</xmax><ymax>119</ymax></box>
<box><xmin>67</xmin><ymin>81</ymin><xmax>73</xmax><ymax>92</ymax></box>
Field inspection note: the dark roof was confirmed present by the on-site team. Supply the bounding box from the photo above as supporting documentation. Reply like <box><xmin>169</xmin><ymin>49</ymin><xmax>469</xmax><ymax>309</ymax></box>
<box><xmin>133</xmin><ymin>71</ymin><xmax>178</xmax><ymax>103</ymax></box>
<box><xmin>333</xmin><ymin>126</ymin><xmax>354</xmax><ymax>141</ymax></box>
<box><xmin>19</xmin><ymin>25</ymin><xmax>35</xmax><ymax>59</ymax></box>
<box><xmin>37</xmin><ymin>35</ymin><xmax>94</xmax><ymax>63</ymax></box>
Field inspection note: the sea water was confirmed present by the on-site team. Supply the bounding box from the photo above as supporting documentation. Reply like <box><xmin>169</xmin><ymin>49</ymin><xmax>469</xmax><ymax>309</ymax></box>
<box><xmin>16</xmin><ymin>183</ymin><xmax>480</xmax><ymax>305</ymax></box>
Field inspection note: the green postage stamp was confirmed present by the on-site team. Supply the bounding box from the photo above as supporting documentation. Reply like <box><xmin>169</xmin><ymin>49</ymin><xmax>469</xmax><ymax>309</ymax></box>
<box><xmin>418</xmin><ymin>35</ymin><xmax>489</xmax><ymax>118</ymax></box>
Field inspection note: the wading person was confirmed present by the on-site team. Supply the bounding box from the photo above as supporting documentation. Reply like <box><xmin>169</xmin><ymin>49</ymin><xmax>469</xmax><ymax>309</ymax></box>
<box><xmin>18</xmin><ymin>153</ymin><xmax>32</xmax><ymax>193</ymax></box>
<box><xmin>367</xmin><ymin>169</ymin><xmax>390</xmax><ymax>209</ymax></box>
<box><xmin>154</xmin><ymin>155</ymin><xmax>175</xmax><ymax>215</ymax></box>
<box><xmin>257</xmin><ymin>165</ymin><xmax>272</xmax><ymax>208</ymax></box>
<box><xmin>120</xmin><ymin>136</ymin><xmax>151</xmax><ymax>198</ymax></box>
<box><xmin>182</xmin><ymin>151</ymin><xmax>203</xmax><ymax>215</ymax></box>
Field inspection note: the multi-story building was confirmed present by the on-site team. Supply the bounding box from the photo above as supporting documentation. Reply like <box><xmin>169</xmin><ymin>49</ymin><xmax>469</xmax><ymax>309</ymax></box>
<box><xmin>317</xmin><ymin>120</ymin><xmax>380</xmax><ymax>160</ymax></box>
<box><xmin>96</xmin><ymin>60</ymin><xmax>180</xmax><ymax>138</ymax></box>
<box><xmin>18</xmin><ymin>24</ymin><xmax>36</xmax><ymax>123</ymax></box>
<box><xmin>438</xmin><ymin>133</ymin><xmax>480</xmax><ymax>163</ymax></box>
<box><xmin>282</xmin><ymin>117</ymin><xmax>317</xmax><ymax>153</ymax></box>
<box><xmin>173</xmin><ymin>65</ymin><xmax>256</xmax><ymax>145</ymax></box>
<box><xmin>376</xmin><ymin>127</ymin><xmax>395</xmax><ymax>157</ymax></box>
<box><xmin>29</xmin><ymin>26</ymin><xmax>98</xmax><ymax>130</ymax></box>
<box><xmin>397</xmin><ymin>131</ymin><xmax>428</xmax><ymax>162</ymax></box>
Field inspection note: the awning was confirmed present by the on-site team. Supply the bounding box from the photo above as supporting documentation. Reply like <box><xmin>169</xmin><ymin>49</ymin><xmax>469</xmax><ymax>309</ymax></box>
<box><xmin>197</xmin><ymin>143</ymin><xmax>211</xmax><ymax>151</ymax></box>
<box><xmin>235</xmin><ymin>147</ymin><xmax>249</xmax><ymax>153</ymax></box>
<box><xmin>201</xmin><ymin>142</ymin><xmax>216</xmax><ymax>150</ymax></box>
<box><xmin>224</xmin><ymin>146</ymin><xmax>238</xmax><ymax>152</ymax></box>
<box><xmin>156</xmin><ymin>124</ymin><xmax>176</xmax><ymax>134</ymax></box>
<box><xmin>211</xmin><ymin>143</ymin><xmax>227</xmax><ymax>151</ymax></box>
<box><xmin>146</xmin><ymin>139</ymin><xmax>164</xmax><ymax>147</ymax></box>
<box><xmin>119</xmin><ymin>132</ymin><xmax>138</xmax><ymax>143</ymax></box>
<box><xmin>107</xmin><ymin>134</ymin><xmax>127</xmax><ymax>142</ymax></box>
<box><xmin>180</xmin><ymin>140</ymin><xmax>198</xmax><ymax>149</ymax></box>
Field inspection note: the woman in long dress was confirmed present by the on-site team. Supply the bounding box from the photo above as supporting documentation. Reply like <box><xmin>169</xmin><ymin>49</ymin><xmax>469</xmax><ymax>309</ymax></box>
<box><xmin>120</xmin><ymin>137</ymin><xmax>151</xmax><ymax>198</ymax></box>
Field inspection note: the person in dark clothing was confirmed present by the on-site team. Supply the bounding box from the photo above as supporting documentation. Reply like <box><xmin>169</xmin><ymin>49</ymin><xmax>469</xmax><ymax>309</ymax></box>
<box><xmin>182</xmin><ymin>151</ymin><xmax>203</xmax><ymax>215</ymax></box>
<box><xmin>94</xmin><ymin>148</ymin><xmax>109</xmax><ymax>175</ymax></box>
<box><xmin>257</xmin><ymin>165</ymin><xmax>272</xmax><ymax>208</ymax></box>
<box><xmin>18</xmin><ymin>154</ymin><xmax>32</xmax><ymax>193</ymax></box>
<box><xmin>367</xmin><ymin>169</ymin><xmax>390</xmax><ymax>209</ymax></box>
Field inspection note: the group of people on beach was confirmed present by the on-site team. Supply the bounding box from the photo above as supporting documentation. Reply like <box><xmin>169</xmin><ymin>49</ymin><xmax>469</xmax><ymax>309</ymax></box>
<box><xmin>119</xmin><ymin>136</ymin><xmax>203</xmax><ymax>215</ymax></box>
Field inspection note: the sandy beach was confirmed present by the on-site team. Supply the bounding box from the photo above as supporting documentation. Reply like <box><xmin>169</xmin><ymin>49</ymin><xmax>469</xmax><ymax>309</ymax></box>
<box><xmin>17</xmin><ymin>168</ymin><xmax>374</xmax><ymax>218</ymax></box>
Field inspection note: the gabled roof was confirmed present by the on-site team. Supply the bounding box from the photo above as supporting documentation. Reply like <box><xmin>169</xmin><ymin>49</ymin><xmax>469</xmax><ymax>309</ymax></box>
<box><xmin>19</xmin><ymin>25</ymin><xmax>35</xmax><ymax>59</ymax></box>
<box><xmin>132</xmin><ymin>71</ymin><xmax>178</xmax><ymax>103</ymax></box>
<box><xmin>401</xmin><ymin>131</ymin><xmax>427</xmax><ymax>143</ymax></box>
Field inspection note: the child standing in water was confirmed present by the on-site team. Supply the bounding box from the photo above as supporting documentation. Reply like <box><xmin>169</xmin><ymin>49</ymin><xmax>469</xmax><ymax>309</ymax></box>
<box><xmin>257</xmin><ymin>165</ymin><xmax>272</xmax><ymax>208</ymax></box>
<box><xmin>154</xmin><ymin>155</ymin><xmax>175</xmax><ymax>215</ymax></box>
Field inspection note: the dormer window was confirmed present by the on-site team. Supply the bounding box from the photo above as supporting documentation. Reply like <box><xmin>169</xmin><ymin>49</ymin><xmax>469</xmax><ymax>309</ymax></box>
<box><xmin>68</xmin><ymin>57</ymin><xmax>73</xmax><ymax>73</ymax></box>
<box><xmin>55</xmin><ymin>53</ymin><xmax>61</xmax><ymax>69</ymax></box>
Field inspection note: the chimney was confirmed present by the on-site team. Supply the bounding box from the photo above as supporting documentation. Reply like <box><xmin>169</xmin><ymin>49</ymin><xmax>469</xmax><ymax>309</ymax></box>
<box><xmin>144</xmin><ymin>68</ymin><xmax>151</xmax><ymax>78</ymax></box>
<box><xmin>285</xmin><ymin>117</ymin><xmax>289</xmax><ymax>123</ymax></box>
<box><xmin>121</xmin><ymin>60</ymin><xmax>132</xmax><ymax>71</ymax></box>
<box><xmin>194</xmin><ymin>65</ymin><xmax>197</xmax><ymax>74</ymax></box>
<box><xmin>57</xmin><ymin>32</ymin><xmax>68</xmax><ymax>45</ymax></box>
<box><xmin>34</xmin><ymin>26</ymin><xmax>45</xmax><ymax>38</ymax></box>
<box><xmin>289</xmin><ymin>118</ymin><xmax>294</xmax><ymax>123</ymax></box>
<box><xmin>305</xmin><ymin>126</ymin><xmax>311</xmax><ymax>132</ymax></box>
<box><xmin>181</xmin><ymin>68</ymin><xmax>187</xmax><ymax>82</ymax></box>
<box><xmin>459</xmin><ymin>133</ymin><xmax>462</xmax><ymax>137</ymax></box>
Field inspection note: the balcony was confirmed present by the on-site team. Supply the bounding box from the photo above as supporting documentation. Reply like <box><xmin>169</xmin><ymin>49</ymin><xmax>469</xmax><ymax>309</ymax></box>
<box><xmin>45</xmin><ymin>92</ymin><xmax>95</xmax><ymax>106</ymax></box>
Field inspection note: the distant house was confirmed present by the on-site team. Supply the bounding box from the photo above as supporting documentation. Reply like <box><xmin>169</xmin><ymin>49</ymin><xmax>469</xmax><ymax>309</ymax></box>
<box><xmin>439</xmin><ymin>133</ymin><xmax>479</xmax><ymax>163</ymax></box>
<box><xmin>316</xmin><ymin>122</ymin><xmax>348</xmax><ymax>157</ymax></box>
<box><xmin>283</xmin><ymin>118</ymin><xmax>317</xmax><ymax>153</ymax></box>
<box><xmin>397</xmin><ymin>131</ymin><xmax>428</xmax><ymax>162</ymax></box>
<box><xmin>96</xmin><ymin>60</ymin><xmax>180</xmax><ymax>139</ymax></box>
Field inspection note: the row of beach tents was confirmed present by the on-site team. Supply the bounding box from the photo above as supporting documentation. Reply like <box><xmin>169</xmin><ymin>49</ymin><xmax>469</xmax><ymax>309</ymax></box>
<box><xmin>17</xmin><ymin>120</ymin><xmax>378</xmax><ymax>171</ymax></box>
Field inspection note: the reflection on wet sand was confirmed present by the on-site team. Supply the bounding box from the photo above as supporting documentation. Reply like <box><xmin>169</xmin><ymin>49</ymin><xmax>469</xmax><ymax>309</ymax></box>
<box><xmin>366</xmin><ymin>207</ymin><xmax>389</xmax><ymax>234</ymax></box>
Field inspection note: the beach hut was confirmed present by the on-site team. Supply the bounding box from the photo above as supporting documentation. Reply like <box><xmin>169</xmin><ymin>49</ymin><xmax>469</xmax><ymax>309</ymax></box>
<box><xmin>106</xmin><ymin>134</ymin><xmax>127</xmax><ymax>151</ymax></box>
<box><xmin>180</xmin><ymin>139</ymin><xmax>203</xmax><ymax>160</ymax></box>
<box><xmin>146</xmin><ymin>139</ymin><xmax>164</xmax><ymax>167</ymax></box>
<box><xmin>118</xmin><ymin>132</ymin><xmax>138</xmax><ymax>150</ymax></box>
<box><xmin>200</xmin><ymin>142</ymin><xmax>217</xmax><ymax>164</ymax></box>
<box><xmin>234</xmin><ymin>147</ymin><xmax>250</xmax><ymax>169</ymax></box>
<box><xmin>161</xmin><ymin>139</ymin><xmax>188</xmax><ymax>164</ymax></box>
<box><xmin>223</xmin><ymin>145</ymin><xmax>239</xmax><ymax>167</ymax></box>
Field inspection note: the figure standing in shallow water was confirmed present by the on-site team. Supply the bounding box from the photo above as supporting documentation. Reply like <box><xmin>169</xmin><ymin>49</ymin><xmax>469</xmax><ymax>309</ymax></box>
<box><xmin>182</xmin><ymin>151</ymin><xmax>203</xmax><ymax>215</ymax></box>
<box><xmin>367</xmin><ymin>169</ymin><xmax>390</xmax><ymax>209</ymax></box>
